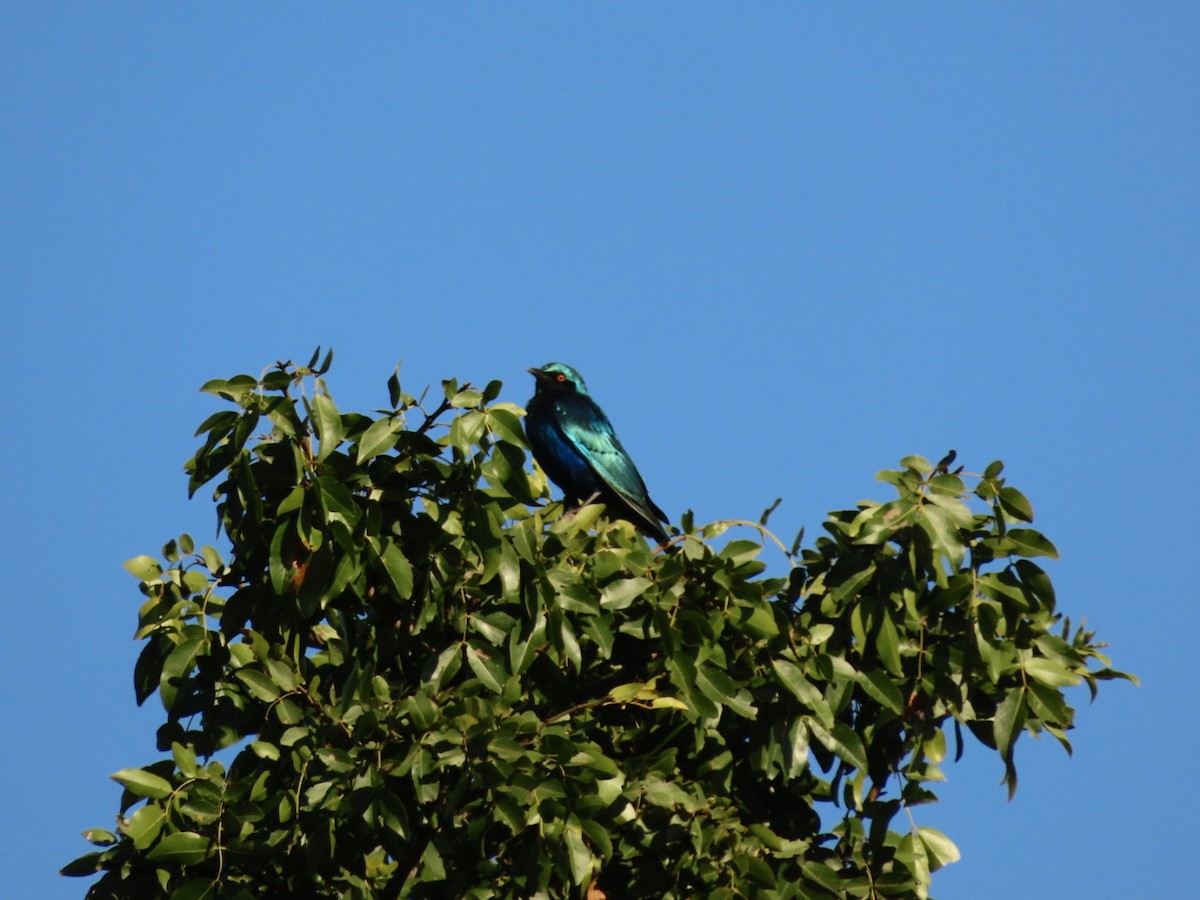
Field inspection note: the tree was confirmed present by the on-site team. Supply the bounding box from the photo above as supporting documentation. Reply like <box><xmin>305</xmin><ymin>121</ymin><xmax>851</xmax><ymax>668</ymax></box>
<box><xmin>65</xmin><ymin>352</ymin><xmax>1132</xmax><ymax>898</ymax></box>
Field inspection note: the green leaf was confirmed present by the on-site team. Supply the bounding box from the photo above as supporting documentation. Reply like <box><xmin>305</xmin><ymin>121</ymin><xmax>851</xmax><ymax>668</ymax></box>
<box><xmin>650</xmin><ymin>696</ymin><xmax>689</xmax><ymax>711</ymax></box>
<box><xmin>550</xmin><ymin>570</ymin><xmax>601</xmax><ymax>615</ymax></box>
<box><xmin>250</xmin><ymin>740</ymin><xmax>280</xmax><ymax>760</ymax></box>
<box><xmin>429</xmin><ymin>643</ymin><xmax>465</xmax><ymax>690</ymax></box>
<box><xmin>306</xmin><ymin>781</ymin><xmax>335</xmax><ymax>806</ymax></box>
<box><xmin>111</xmin><ymin>768</ymin><xmax>173</xmax><ymax>800</ymax></box>
<box><xmin>235</xmin><ymin>669</ymin><xmax>281</xmax><ymax>702</ymax></box>
<box><xmin>280</xmin><ymin>726</ymin><xmax>309</xmax><ymax>747</ymax></box>
<box><xmin>599</xmin><ymin>576</ymin><xmax>651</xmax><ymax>610</ymax></box>
<box><xmin>829</xmin><ymin>563</ymin><xmax>876</xmax><ymax>602</ymax></box>
<box><xmin>719</xmin><ymin>539</ymin><xmax>763</xmax><ymax>568</ymax></box>
<box><xmin>801</xmin><ymin>861</ymin><xmax>848</xmax><ymax>893</ymax></box>
<box><xmin>807</xmin><ymin>719</ymin><xmax>869</xmax><ymax>772</ymax></box>
<box><xmin>899</xmin><ymin>454</ymin><xmax>933</xmax><ymax>473</ymax></box>
<box><xmin>785</xmin><ymin>718</ymin><xmax>810</xmax><ymax>777</ymax></box>
<box><xmin>60</xmin><ymin>853</ymin><xmax>103</xmax><ymax>877</ymax></box>
<box><xmin>122</xmin><ymin>802</ymin><xmax>167</xmax><ymax>849</ymax></box>
<box><xmin>485</xmin><ymin>407</ymin><xmax>527</xmax><ymax>446</ymax></box>
<box><xmin>875</xmin><ymin>610</ymin><xmax>903</xmax><ymax>675</ymax></box>
<box><xmin>199</xmin><ymin>545</ymin><xmax>224</xmax><ymax>573</ymax></box>
<box><xmin>1014</xmin><ymin>558</ymin><xmax>1056</xmax><ymax>607</ymax></box>
<box><xmin>580</xmin><ymin>817</ymin><xmax>613</xmax><ymax>862</ymax></box>
<box><xmin>918</xmin><ymin>504</ymin><xmax>965</xmax><ymax>572</ymax></box>
<box><xmin>146</xmin><ymin>831</ymin><xmax>214</xmax><ymax>865</ymax></box>
<box><xmin>372</xmin><ymin>674</ymin><xmax>391</xmax><ymax>702</ymax></box>
<box><xmin>595</xmin><ymin>776</ymin><xmax>626</xmax><ymax>807</ymax></box>
<box><xmin>998</xmin><ymin>485</ymin><xmax>1034</xmax><ymax>522</ymax></box>
<box><xmin>582</xmin><ymin>616</ymin><xmax>614</xmax><ymax>658</ymax></box>
<box><xmin>772</xmin><ymin>659</ymin><xmax>833</xmax><ymax>727</ymax></box>
<box><xmin>858</xmin><ymin>669</ymin><xmax>904</xmax><ymax>715</ymax></box>
<box><xmin>311</xmin><ymin>391</ymin><xmax>344</xmax><ymax>462</ymax></box>
<box><xmin>274</xmin><ymin>697</ymin><xmax>303</xmax><ymax>724</ymax></box>
<box><xmin>82</xmin><ymin>828</ymin><xmax>118</xmax><ymax>846</ymax></box>
<box><xmin>199</xmin><ymin>374</ymin><xmax>257</xmax><ymax>401</ymax></box>
<box><xmin>450</xmin><ymin>388</ymin><xmax>483</xmax><ymax>409</ymax></box>
<box><xmin>923</xmin><ymin>729</ymin><xmax>947</xmax><ymax>765</ymax></box>
<box><xmin>465</xmin><ymin>642</ymin><xmax>505</xmax><ymax>694</ymax></box>
<box><xmin>696</xmin><ymin>664</ymin><xmax>757</xmax><ymax>718</ymax></box>
<box><xmin>448</xmin><ymin>410</ymin><xmax>487</xmax><ymax>453</ymax></box>
<box><xmin>1007</xmin><ymin>528</ymin><xmax>1060</xmax><ymax>559</ymax></box>
<box><xmin>564</xmin><ymin>823</ymin><xmax>593</xmax><ymax>886</ymax></box>
<box><xmin>993</xmin><ymin>688</ymin><xmax>1027</xmax><ymax>760</ymax></box>
<box><xmin>918</xmin><ymin>827</ymin><xmax>961</xmax><ymax>870</ymax></box>
<box><xmin>607</xmin><ymin>682</ymin><xmax>645</xmax><ymax>704</ymax></box>
<box><xmin>387</xmin><ymin>365</ymin><xmax>403</xmax><ymax>408</ymax></box>
<box><xmin>496</xmin><ymin>538</ymin><xmax>520</xmax><ymax>602</ymax></box>
<box><xmin>171</xmin><ymin>742</ymin><xmax>197</xmax><ymax>778</ymax></box>
<box><xmin>808</xmin><ymin>623</ymin><xmax>835</xmax><ymax>645</ymax></box>
<box><xmin>733</xmin><ymin>603</ymin><xmax>779</xmax><ymax>639</ymax></box>
<box><xmin>379</xmin><ymin>540</ymin><xmax>414</xmax><ymax>600</ymax></box>
<box><xmin>265</xmin><ymin>657</ymin><xmax>299</xmax><ymax>692</ymax></box>
<box><xmin>356</xmin><ymin>416</ymin><xmax>403</xmax><ymax>462</ymax></box>
<box><xmin>1024</xmin><ymin>656</ymin><xmax>1082</xmax><ymax>687</ymax></box>
<box><xmin>159</xmin><ymin>638</ymin><xmax>205</xmax><ymax>712</ymax></box>
<box><xmin>896</xmin><ymin>831</ymin><xmax>931</xmax><ymax>888</ymax></box>
<box><xmin>269</xmin><ymin>520</ymin><xmax>291</xmax><ymax>595</ymax></box>
<box><xmin>193</xmin><ymin>408</ymin><xmax>238</xmax><ymax>437</ymax></box>
<box><xmin>1025</xmin><ymin>681</ymin><xmax>1071</xmax><ymax>725</ymax></box>
<box><xmin>558</xmin><ymin>617</ymin><xmax>583</xmax><ymax>672</ymax></box>
<box><xmin>642</xmin><ymin>775</ymin><xmax>692</xmax><ymax>810</ymax></box>
<box><xmin>124</xmin><ymin>555</ymin><xmax>162</xmax><ymax>581</ymax></box>
<box><xmin>668</xmin><ymin>651</ymin><xmax>718</xmax><ymax>719</ymax></box>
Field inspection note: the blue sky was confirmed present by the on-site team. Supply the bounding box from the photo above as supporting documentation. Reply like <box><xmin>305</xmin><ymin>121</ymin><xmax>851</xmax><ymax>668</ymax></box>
<box><xmin>2</xmin><ymin>5</ymin><xmax>1196</xmax><ymax>897</ymax></box>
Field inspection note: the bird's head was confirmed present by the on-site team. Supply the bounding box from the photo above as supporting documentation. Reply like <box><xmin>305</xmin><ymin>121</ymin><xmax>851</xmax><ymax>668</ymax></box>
<box><xmin>528</xmin><ymin>362</ymin><xmax>589</xmax><ymax>395</ymax></box>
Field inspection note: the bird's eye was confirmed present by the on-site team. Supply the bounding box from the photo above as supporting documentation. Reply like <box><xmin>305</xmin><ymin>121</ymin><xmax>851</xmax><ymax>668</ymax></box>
<box><xmin>555</xmin><ymin>374</ymin><xmax>566</xmax><ymax>382</ymax></box>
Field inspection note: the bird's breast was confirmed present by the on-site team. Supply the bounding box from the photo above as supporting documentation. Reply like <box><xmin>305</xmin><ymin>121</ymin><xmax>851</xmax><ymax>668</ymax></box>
<box><xmin>526</xmin><ymin>404</ymin><xmax>601</xmax><ymax>497</ymax></box>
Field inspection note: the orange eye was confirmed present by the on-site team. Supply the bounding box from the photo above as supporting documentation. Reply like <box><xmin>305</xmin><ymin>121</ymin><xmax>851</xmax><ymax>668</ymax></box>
<box><xmin>555</xmin><ymin>373</ymin><xmax>566</xmax><ymax>382</ymax></box>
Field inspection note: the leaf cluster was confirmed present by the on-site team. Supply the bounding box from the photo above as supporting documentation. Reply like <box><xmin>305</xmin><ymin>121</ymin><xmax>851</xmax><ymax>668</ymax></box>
<box><xmin>66</xmin><ymin>355</ymin><xmax>1132</xmax><ymax>899</ymax></box>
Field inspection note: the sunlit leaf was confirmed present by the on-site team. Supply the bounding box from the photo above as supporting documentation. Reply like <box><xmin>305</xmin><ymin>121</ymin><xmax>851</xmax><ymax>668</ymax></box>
<box><xmin>465</xmin><ymin>642</ymin><xmax>506</xmax><ymax>694</ymax></box>
<box><xmin>1007</xmin><ymin>528</ymin><xmax>1060</xmax><ymax>559</ymax></box>
<box><xmin>993</xmin><ymin>689</ymin><xmax>1027</xmax><ymax>760</ymax></box>
<box><xmin>919</xmin><ymin>827</ymin><xmax>961</xmax><ymax>870</ymax></box>
<box><xmin>123</xmin><ymin>555</ymin><xmax>162</xmax><ymax>581</ymax></box>
<box><xmin>111</xmin><ymin>768</ymin><xmax>172</xmax><ymax>800</ymax></box>
<box><xmin>1024</xmin><ymin>656</ymin><xmax>1082</xmax><ymax>687</ymax></box>
<box><xmin>356</xmin><ymin>416</ymin><xmax>403</xmax><ymax>463</ymax></box>
<box><xmin>146</xmin><ymin>832</ymin><xmax>214</xmax><ymax>865</ymax></box>
<box><xmin>311</xmin><ymin>392</ymin><xmax>343</xmax><ymax>462</ymax></box>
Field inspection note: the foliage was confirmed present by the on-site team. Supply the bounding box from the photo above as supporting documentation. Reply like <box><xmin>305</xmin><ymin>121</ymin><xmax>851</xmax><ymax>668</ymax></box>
<box><xmin>65</xmin><ymin>352</ymin><xmax>1132</xmax><ymax>899</ymax></box>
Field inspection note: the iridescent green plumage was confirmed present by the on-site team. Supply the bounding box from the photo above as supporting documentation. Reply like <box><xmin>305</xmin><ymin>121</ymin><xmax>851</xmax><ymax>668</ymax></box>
<box><xmin>525</xmin><ymin>363</ymin><xmax>669</xmax><ymax>543</ymax></box>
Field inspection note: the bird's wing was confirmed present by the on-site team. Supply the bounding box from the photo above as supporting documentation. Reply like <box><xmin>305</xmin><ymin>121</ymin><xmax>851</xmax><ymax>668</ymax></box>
<box><xmin>553</xmin><ymin>396</ymin><xmax>665</xmax><ymax>525</ymax></box>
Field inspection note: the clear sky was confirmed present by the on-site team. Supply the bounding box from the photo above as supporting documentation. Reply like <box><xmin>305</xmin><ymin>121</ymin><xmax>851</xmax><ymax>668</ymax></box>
<box><xmin>2</xmin><ymin>5</ymin><xmax>1196</xmax><ymax>898</ymax></box>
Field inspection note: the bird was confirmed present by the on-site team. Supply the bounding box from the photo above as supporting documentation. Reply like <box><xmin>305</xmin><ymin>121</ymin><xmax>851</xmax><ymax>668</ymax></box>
<box><xmin>525</xmin><ymin>362</ymin><xmax>670</xmax><ymax>543</ymax></box>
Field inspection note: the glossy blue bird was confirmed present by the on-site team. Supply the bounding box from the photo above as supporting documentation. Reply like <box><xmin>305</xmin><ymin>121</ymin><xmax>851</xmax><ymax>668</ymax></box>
<box><xmin>526</xmin><ymin>363</ymin><xmax>669</xmax><ymax>543</ymax></box>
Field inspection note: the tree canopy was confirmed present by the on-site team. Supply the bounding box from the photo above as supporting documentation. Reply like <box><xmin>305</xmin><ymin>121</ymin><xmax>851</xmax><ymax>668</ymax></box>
<box><xmin>65</xmin><ymin>352</ymin><xmax>1132</xmax><ymax>899</ymax></box>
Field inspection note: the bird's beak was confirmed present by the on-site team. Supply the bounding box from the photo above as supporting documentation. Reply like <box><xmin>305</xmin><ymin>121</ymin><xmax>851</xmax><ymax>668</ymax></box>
<box><xmin>527</xmin><ymin>367</ymin><xmax>544</xmax><ymax>379</ymax></box>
